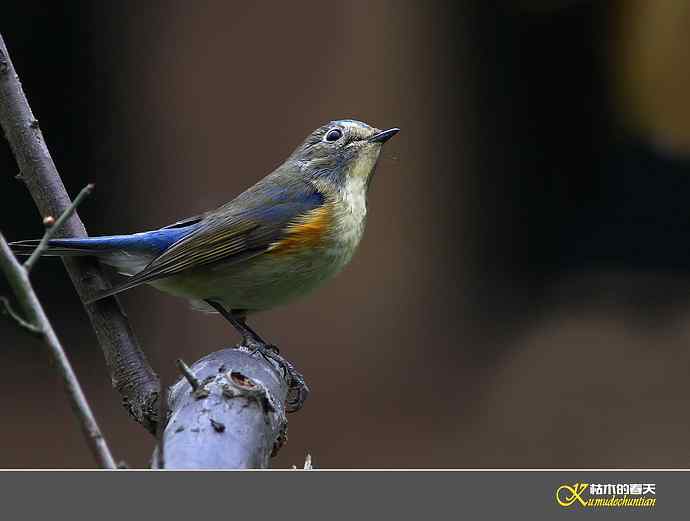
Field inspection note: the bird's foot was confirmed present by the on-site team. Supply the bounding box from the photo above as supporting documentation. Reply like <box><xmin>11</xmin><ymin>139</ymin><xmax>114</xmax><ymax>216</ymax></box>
<box><xmin>248</xmin><ymin>341</ymin><xmax>280</xmax><ymax>358</ymax></box>
<box><xmin>239</xmin><ymin>337</ymin><xmax>310</xmax><ymax>413</ymax></box>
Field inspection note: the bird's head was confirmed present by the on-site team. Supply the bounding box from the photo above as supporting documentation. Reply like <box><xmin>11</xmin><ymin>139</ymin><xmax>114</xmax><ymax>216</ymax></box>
<box><xmin>289</xmin><ymin>119</ymin><xmax>399</xmax><ymax>189</ymax></box>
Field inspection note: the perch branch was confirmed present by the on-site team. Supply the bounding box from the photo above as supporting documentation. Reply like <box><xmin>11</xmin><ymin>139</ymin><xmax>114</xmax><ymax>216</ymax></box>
<box><xmin>159</xmin><ymin>348</ymin><xmax>292</xmax><ymax>469</ymax></box>
<box><xmin>0</xmin><ymin>33</ymin><xmax>160</xmax><ymax>433</ymax></box>
<box><xmin>0</xmin><ymin>232</ymin><xmax>116</xmax><ymax>469</ymax></box>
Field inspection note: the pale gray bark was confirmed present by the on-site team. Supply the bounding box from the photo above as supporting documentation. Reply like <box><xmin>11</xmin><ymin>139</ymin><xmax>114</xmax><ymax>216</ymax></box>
<box><xmin>157</xmin><ymin>348</ymin><xmax>289</xmax><ymax>469</ymax></box>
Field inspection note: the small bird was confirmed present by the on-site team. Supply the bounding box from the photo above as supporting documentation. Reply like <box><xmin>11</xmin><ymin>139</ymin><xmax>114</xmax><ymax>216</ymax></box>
<box><xmin>11</xmin><ymin>119</ymin><xmax>399</xmax><ymax>359</ymax></box>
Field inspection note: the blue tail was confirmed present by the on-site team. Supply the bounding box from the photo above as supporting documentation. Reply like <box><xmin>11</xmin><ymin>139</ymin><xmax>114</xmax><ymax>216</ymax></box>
<box><xmin>9</xmin><ymin>227</ymin><xmax>194</xmax><ymax>258</ymax></box>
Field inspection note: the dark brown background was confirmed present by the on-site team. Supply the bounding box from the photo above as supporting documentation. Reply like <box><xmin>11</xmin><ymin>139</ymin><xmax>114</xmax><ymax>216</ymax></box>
<box><xmin>1</xmin><ymin>1</ymin><xmax>690</xmax><ymax>468</ymax></box>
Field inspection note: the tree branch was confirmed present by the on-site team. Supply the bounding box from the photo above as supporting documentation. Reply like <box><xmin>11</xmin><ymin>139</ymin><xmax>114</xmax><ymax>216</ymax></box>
<box><xmin>159</xmin><ymin>348</ymin><xmax>291</xmax><ymax>469</ymax></box>
<box><xmin>0</xmin><ymin>232</ymin><xmax>116</xmax><ymax>469</ymax></box>
<box><xmin>0</xmin><ymin>33</ymin><xmax>161</xmax><ymax>433</ymax></box>
<box><xmin>0</xmin><ymin>296</ymin><xmax>41</xmax><ymax>336</ymax></box>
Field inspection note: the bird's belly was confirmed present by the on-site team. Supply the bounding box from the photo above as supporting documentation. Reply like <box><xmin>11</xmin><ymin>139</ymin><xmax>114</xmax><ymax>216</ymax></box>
<box><xmin>151</xmin><ymin>243</ymin><xmax>356</xmax><ymax>312</ymax></box>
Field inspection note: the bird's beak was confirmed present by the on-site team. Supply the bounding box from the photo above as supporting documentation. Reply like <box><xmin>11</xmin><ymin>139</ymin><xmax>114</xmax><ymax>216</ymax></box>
<box><xmin>369</xmin><ymin>128</ymin><xmax>400</xmax><ymax>143</ymax></box>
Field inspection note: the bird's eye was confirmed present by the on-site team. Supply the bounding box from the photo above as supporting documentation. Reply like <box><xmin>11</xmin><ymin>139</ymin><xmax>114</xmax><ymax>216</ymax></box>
<box><xmin>325</xmin><ymin>128</ymin><xmax>343</xmax><ymax>142</ymax></box>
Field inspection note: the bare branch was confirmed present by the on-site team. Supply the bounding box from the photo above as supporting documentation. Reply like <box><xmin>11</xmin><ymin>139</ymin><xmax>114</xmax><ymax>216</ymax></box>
<box><xmin>160</xmin><ymin>348</ymin><xmax>291</xmax><ymax>469</ymax></box>
<box><xmin>24</xmin><ymin>183</ymin><xmax>94</xmax><ymax>272</ymax></box>
<box><xmin>0</xmin><ymin>33</ymin><xmax>160</xmax><ymax>433</ymax></box>
<box><xmin>0</xmin><ymin>296</ymin><xmax>41</xmax><ymax>336</ymax></box>
<box><xmin>0</xmin><ymin>232</ymin><xmax>116</xmax><ymax>468</ymax></box>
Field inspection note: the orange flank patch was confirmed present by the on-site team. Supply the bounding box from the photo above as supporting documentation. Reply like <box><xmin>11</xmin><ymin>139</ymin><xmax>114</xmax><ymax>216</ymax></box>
<box><xmin>269</xmin><ymin>204</ymin><xmax>333</xmax><ymax>255</ymax></box>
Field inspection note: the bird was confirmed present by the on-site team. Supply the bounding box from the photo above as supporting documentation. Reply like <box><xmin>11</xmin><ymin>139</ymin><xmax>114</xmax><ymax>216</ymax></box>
<box><xmin>11</xmin><ymin>119</ymin><xmax>399</xmax><ymax>362</ymax></box>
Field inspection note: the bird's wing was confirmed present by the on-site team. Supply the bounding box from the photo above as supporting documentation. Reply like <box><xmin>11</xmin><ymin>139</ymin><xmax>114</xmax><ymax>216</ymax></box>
<box><xmin>88</xmin><ymin>177</ymin><xmax>326</xmax><ymax>302</ymax></box>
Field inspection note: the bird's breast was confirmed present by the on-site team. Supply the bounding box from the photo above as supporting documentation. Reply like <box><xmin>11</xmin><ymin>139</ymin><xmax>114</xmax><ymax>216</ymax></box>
<box><xmin>328</xmin><ymin>182</ymin><xmax>368</xmax><ymax>258</ymax></box>
<box><xmin>269</xmin><ymin>178</ymin><xmax>368</xmax><ymax>262</ymax></box>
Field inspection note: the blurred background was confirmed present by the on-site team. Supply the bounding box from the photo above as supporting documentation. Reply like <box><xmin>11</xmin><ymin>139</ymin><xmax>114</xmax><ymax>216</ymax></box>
<box><xmin>1</xmin><ymin>0</ymin><xmax>690</xmax><ymax>468</ymax></box>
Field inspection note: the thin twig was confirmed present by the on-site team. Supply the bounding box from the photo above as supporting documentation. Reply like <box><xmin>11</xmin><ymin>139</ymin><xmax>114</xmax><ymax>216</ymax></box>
<box><xmin>24</xmin><ymin>183</ymin><xmax>94</xmax><ymax>272</ymax></box>
<box><xmin>0</xmin><ymin>32</ymin><xmax>160</xmax><ymax>433</ymax></box>
<box><xmin>176</xmin><ymin>358</ymin><xmax>200</xmax><ymax>391</ymax></box>
<box><xmin>291</xmin><ymin>454</ymin><xmax>314</xmax><ymax>470</ymax></box>
<box><xmin>303</xmin><ymin>453</ymin><xmax>313</xmax><ymax>470</ymax></box>
<box><xmin>0</xmin><ymin>231</ymin><xmax>116</xmax><ymax>469</ymax></box>
<box><xmin>0</xmin><ymin>296</ymin><xmax>41</xmax><ymax>336</ymax></box>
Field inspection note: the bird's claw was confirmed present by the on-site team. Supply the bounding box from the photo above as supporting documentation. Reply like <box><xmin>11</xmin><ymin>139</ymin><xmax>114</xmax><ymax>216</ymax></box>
<box><xmin>238</xmin><ymin>340</ymin><xmax>309</xmax><ymax>413</ymax></box>
<box><xmin>249</xmin><ymin>343</ymin><xmax>280</xmax><ymax>357</ymax></box>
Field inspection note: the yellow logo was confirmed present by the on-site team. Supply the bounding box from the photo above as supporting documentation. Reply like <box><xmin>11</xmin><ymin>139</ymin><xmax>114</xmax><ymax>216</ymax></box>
<box><xmin>555</xmin><ymin>482</ymin><xmax>657</xmax><ymax>508</ymax></box>
<box><xmin>556</xmin><ymin>483</ymin><xmax>588</xmax><ymax>507</ymax></box>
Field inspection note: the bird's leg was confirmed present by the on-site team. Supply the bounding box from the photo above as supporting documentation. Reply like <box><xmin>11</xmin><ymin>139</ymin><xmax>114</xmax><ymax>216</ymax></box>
<box><xmin>231</xmin><ymin>314</ymin><xmax>311</xmax><ymax>411</ymax></box>
<box><xmin>204</xmin><ymin>300</ymin><xmax>273</xmax><ymax>350</ymax></box>
<box><xmin>205</xmin><ymin>300</ymin><xmax>286</xmax><ymax>367</ymax></box>
<box><xmin>235</xmin><ymin>317</ymin><xmax>281</xmax><ymax>355</ymax></box>
<box><xmin>204</xmin><ymin>300</ymin><xmax>309</xmax><ymax>411</ymax></box>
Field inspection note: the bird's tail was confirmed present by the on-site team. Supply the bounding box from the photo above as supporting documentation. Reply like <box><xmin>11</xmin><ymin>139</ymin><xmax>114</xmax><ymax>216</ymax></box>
<box><xmin>10</xmin><ymin>228</ymin><xmax>192</xmax><ymax>258</ymax></box>
<box><xmin>9</xmin><ymin>237</ymin><xmax>124</xmax><ymax>257</ymax></box>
